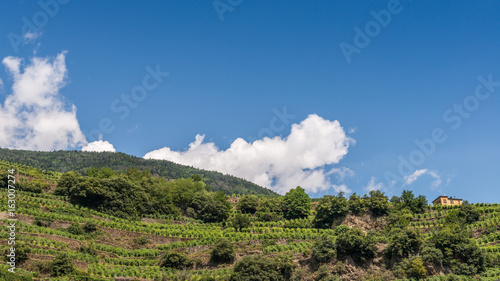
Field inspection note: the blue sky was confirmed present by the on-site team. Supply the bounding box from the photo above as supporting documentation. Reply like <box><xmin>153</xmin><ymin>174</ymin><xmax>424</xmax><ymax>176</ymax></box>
<box><xmin>0</xmin><ymin>0</ymin><xmax>499</xmax><ymax>202</ymax></box>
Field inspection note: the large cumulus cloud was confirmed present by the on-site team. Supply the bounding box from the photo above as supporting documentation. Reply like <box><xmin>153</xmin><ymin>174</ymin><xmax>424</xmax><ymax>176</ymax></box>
<box><xmin>0</xmin><ymin>52</ymin><xmax>87</xmax><ymax>151</ymax></box>
<box><xmin>144</xmin><ymin>114</ymin><xmax>354</xmax><ymax>194</ymax></box>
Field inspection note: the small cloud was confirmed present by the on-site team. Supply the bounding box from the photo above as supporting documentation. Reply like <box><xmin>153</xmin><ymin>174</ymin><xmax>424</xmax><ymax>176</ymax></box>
<box><xmin>81</xmin><ymin>140</ymin><xmax>116</xmax><ymax>152</ymax></box>
<box><xmin>23</xmin><ymin>31</ymin><xmax>42</xmax><ymax>42</ymax></box>
<box><xmin>348</xmin><ymin>127</ymin><xmax>357</xmax><ymax>134</ymax></box>
<box><xmin>364</xmin><ymin>177</ymin><xmax>384</xmax><ymax>192</ymax></box>
<box><xmin>0</xmin><ymin>78</ymin><xmax>3</xmax><ymax>91</ymax></box>
<box><xmin>127</xmin><ymin>123</ymin><xmax>140</xmax><ymax>133</ymax></box>
<box><xmin>403</xmin><ymin>169</ymin><xmax>441</xmax><ymax>188</ymax></box>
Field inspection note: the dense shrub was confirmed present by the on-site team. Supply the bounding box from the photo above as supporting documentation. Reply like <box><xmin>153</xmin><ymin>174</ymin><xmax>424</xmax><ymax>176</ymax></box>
<box><xmin>83</xmin><ymin>222</ymin><xmax>98</xmax><ymax>233</ymax></box>
<box><xmin>421</xmin><ymin>245</ymin><xmax>443</xmax><ymax>266</ymax></box>
<box><xmin>211</xmin><ymin>238</ymin><xmax>235</xmax><ymax>264</ymax></box>
<box><xmin>312</xmin><ymin>233</ymin><xmax>336</xmax><ymax>263</ymax></box>
<box><xmin>335</xmin><ymin>227</ymin><xmax>376</xmax><ymax>262</ymax></box>
<box><xmin>66</xmin><ymin>223</ymin><xmax>85</xmax><ymax>235</ymax></box>
<box><xmin>159</xmin><ymin>251</ymin><xmax>193</xmax><ymax>269</ymax></box>
<box><xmin>3</xmin><ymin>242</ymin><xmax>30</xmax><ymax>265</ymax></box>
<box><xmin>51</xmin><ymin>253</ymin><xmax>75</xmax><ymax>277</ymax></box>
<box><xmin>34</xmin><ymin>217</ymin><xmax>53</xmax><ymax>228</ymax></box>
<box><xmin>229</xmin><ymin>254</ymin><xmax>295</xmax><ymax>281</ymax></box>
<box><xmin>395</xmin><ymin>257</ymin><xmax>426</xmax><ymax>280</ymax></box>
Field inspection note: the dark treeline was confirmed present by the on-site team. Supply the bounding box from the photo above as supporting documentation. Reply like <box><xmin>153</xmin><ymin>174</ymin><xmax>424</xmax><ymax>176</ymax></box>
<box><xmin>0</xmin><ymin>148</ymin><xmax>278</xmax><ymax>196</ymax></box>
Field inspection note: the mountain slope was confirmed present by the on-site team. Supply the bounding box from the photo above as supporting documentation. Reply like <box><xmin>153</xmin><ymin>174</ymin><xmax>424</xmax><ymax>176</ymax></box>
<box><xmin>0</xmin><ymin>148</ymin><xmax>278</xmax><ymax>196</ymax></box>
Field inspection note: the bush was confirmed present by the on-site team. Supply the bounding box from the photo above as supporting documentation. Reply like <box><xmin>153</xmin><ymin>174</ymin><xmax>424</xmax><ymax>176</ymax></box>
<box><xmin>0</xmin><ymin>267</ymin><xmax>33</xmax><ymax>281</ymax></box>
<box><xmin>51</xmin><ymin>253</ymin><xmax>75</xmax><ymax>277</ymax></box>
<box><xmin>133</xmin><ymin>235</ymin><xmax>150</xmax><ymax>245</ymax></box>
<box><xmin>315</xmin><ymin>264</ymin><xmax>331</xmax><ymax>281</ymax></box>
<box><xmin>421</xmin><ymin>245</ymin><xmax>443</xmax><ymax>266</ymax></box>
<box><xmin>3</xmin><ymin>242</ymin><xmax>30</xmax><ymax>265</ymax></box>
<box><xmin>333</xmin><ymin>225</ymin><xmax>350</xmax><ymax>236</ymax></box>
<box><xmin>211</xmin><ymin>238</ymin><xmax>235</xmax><ymax>264</ymax></box>
<box><xmin>394</xmin><ymin>257</ymin><xmax>426</xmax><ymax>280</ymax></box>
<box><xmin>312</xmin><ymin>233</ymin><xmax>336</xmax><ymax>263</ymax></box>
<box><xmin>66</xmin><ymin>223</ymin><xmax>85</xmax><ymax>235</ymax></box>
<box><xmin>159</xmin><ymin>251</ymin><xmax>193</xmax><ymax>269</ymax></box>
<box><xmin>335</xmin><ymin>227</ymin><xmax>376</xmax><ymax>263</ymax></box>
<box><xmin>83</xmin><ymin>222</ymin><xmax>98</xmax><ymax>233</ymax></box>
<box><xmin>34</xmin><ymin>217</ymin><xmax>53</xmax><ymax>227</ymax></box>
<box><xmin>229</xmin><ymin>254</ymin><xmax>294</xmax><ymax>281</ymax></box>
<box><xmin>79</xmin><ymin>243</ymin><xmax>97</xmax><ymax>256</ymax></box>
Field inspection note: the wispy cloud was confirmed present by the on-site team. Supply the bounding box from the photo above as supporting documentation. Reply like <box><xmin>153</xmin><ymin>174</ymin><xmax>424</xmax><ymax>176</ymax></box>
<box><xmin>144</xmin><ymin>114</ymin><xmax>354</xmax><ymax>195</ymax></box>
<box><xmin>403</xmin><ymin>169</ymin><xmax>442</xmax><ymax>188</ymax></box>
<box><xmin>364</xmin><ymin>176</ymin><xmax>384</xmax><ymax>192</ymax></box>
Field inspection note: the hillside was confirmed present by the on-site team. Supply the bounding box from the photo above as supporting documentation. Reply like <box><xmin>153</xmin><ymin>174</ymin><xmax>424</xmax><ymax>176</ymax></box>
<box><xmin>0</xmin><ymin>148</ymin><xmax>278</xmax><ymax>196</ymax></box>
<box><xmin>0</xmin><ymin>161</ymin><xmax>499</xmax><ymax>281</ymax></box>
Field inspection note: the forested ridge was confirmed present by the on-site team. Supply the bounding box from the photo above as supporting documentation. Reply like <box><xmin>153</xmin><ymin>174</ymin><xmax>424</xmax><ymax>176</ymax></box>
<box><xmin>0</xmin><ymin>148</ymin><xmax>278</xmax><ymax>196</ymax></box>
<box><xmin>0</xmin><ymin>160</ymin><xmax>499</xmax><ymax>280</ymax></box>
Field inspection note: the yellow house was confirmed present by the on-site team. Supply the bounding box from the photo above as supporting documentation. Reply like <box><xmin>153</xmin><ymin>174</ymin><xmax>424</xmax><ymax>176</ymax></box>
<box><xmin>432</xmin><ymin>195</ymin><xmax>463</xmax><ymax>206</ymax></box>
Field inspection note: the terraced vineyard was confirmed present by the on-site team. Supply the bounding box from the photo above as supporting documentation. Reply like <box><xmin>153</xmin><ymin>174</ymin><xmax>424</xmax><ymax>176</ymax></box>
<box><xmin>0</xmin><ymin>160</ymin><xmax>499</xmax><ymax>280</ymax></box>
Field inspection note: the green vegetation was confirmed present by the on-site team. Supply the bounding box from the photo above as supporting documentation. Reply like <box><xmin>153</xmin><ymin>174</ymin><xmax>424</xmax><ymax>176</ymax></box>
<box><xmin>0</xmin><ymin>147</ymin><xmax>278</xmax><ymax>196</ymax></box>
<box><xmin>0</xmin><ymin>156</ymin><xmax>499</xmax><ymax>280</ymax></box>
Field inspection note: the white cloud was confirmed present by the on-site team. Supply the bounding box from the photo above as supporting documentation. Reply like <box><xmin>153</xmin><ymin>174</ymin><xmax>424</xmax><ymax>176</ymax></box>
<box><xmin>348</xmin><ymin>127</ymin><xmax>357</xmax><ymax>134</ymax></box>
<box><xmin>144</xmin><ymin>114</ymin><xmax>354</xmax><ymax>195</ymax></box>
<box><xmin>329</xmin><ymin>167</ymin><xmax>355</xmax><ymax>182</ymax></box>
<box><xmin>364</xmin><ymin>177</ymin><xmax>384</xmax><ymax>192</ymax></box>
<box><xmin>403</xmin><ymin>169</ymin><xmax>441</xmax><ymax>188</ymax></box>
<box><xmin>0</xmin><ymin>52</ymin><xmax>87</xmax><ymax>151</ymax></box>
<box><xmin>23</xmin><ymin>31</ymin><xmax>42</xmax><ymax>42</ymax></box>
<box><xmin>0</xmin><ymin>78</ymin><xmax>3</xmax><ymax>91</ymax></box>
<box><xmin>82</xmin><ymin>140</ymin><xmax>116</xmax><ymax>153</ymax></box>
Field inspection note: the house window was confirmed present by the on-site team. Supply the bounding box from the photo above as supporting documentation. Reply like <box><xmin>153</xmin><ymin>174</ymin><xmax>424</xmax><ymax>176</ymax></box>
<box><xmin>443</xmin><ymin>199</ymin><xmax>447</xmax><ymax>203</ymax></box>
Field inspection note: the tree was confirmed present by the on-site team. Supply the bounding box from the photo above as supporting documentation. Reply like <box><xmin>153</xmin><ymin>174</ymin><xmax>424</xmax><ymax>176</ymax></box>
<box><xmin>256</xmin><ymin>197</ymin><xmax>284</xmax><ymax>222</ymax></box>
<box><xmin>384</xmin><ymin>228</ymin><xmax>423</xmax><ymax>260</ymax></box>
<box><xmin>50</xmin><ymin>253</ymin><xmax>75</xmax><ymax>277</ymax></box>
<box><xmin>313</xmin><ymin>194</ymin><xmax>348</xmax><ymax>229</ymax></box>
<box><xmin>237</xmin><ymin>195</ymin><xmax>260</xmax><ymax>214</ymax></box>
<box><xmin>365</xmin><ymin>190</ymin><xmax>389</xmax><ymax>217</ymax></box>
<box><xmin>211</xmin><ymin>238</ymin><xmax>236</xmax><ymax>264</ymax></box>
<box><xmin>335</xmin><ymin>227</ymin><xmax>376</xmax><ymax>262</ymax></box>
<box><xmin>283</xmin><ymin>186</ymin><xmax>311</xmax><ymax>220</ymax></box>
<box><xmin>231</xmin><ymin>212</ymin><xmax>252</xmax><ymax>231</ymax></box>
<box><xmin>189</xmin><ymin>192</ymin><xmax>230</xmax><ymax>223</ymax></box>
<box><xmin>160</xmin><ymin>251</ymin><xmax>193</xmax><ymax>269</ymax></box>
<box><xmin>398</xmin><ymin>190</ymin><xmax>427</xmax><ymax>214</ymax></box>
<box><xmin>348</xmin><ymin>193</ymin><xmax>366</xmax><ymax>215</ymax></box>
<box><xmin>55</xmin><ymin>171</ymin><xmax>81</xmax><ymax>196</ymax></box>
<box><xmin>458</xmin><ymin>202</ymin><xmax>480</xmax><ymax>224</ymax></box>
